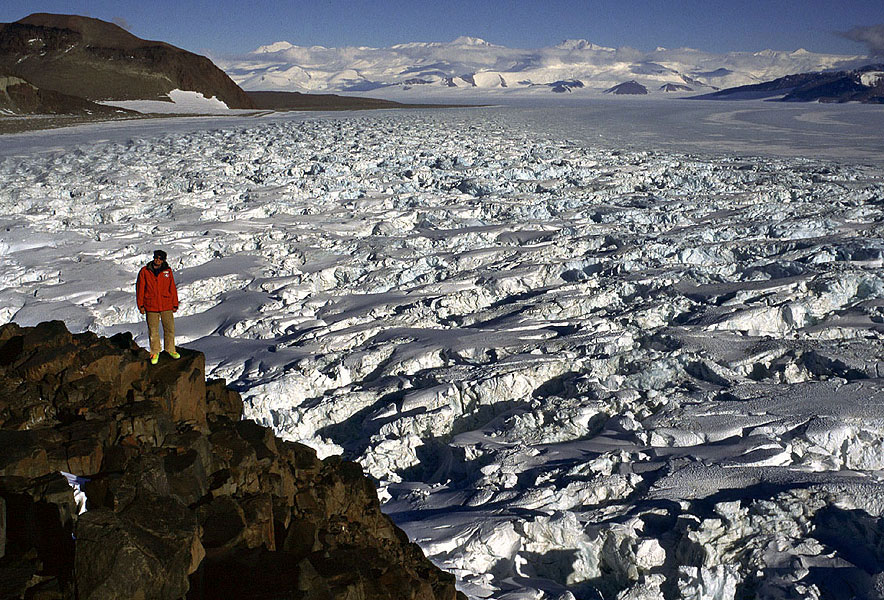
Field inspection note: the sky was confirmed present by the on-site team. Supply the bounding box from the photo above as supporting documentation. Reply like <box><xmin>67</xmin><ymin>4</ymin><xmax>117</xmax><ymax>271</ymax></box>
<box><xmin>2</xmin><ymin>0</ymin><xmax>883</xmax><ymax>58</ymax></box>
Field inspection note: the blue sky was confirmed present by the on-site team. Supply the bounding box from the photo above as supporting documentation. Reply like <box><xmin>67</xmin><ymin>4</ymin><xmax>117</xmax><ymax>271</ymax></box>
<box><xmin>2</xmin><ymin>0</ymin><xmax>882</xmax><ymax>57</ymax></box>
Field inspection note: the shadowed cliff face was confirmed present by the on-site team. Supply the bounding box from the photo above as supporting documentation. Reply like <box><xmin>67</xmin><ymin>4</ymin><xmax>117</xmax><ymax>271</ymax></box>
<box><xmin>695</xmin><ymin>64</ymin><xmax>884</xmax><ymax>103</ymax></box>
<box><xmin>0</xmin><ymin>13</ymin><xmax>255</xmax><ymax>109</ymax></box>
<box><xmin>0</xmin><ymin>321</ymin><xmax>463</xmax><ymax>600</ymax></box>
<box><xmin>0</xmin><ymin>75</ymin><xmax>139</xmax><ymax>115</ymax></box>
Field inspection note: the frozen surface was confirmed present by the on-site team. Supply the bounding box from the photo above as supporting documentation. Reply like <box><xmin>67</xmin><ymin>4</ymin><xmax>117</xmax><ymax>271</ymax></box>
<box><xmin>502</xmin><ymin>98</ymin><xmax>884</xmax><ymax>168</ymax></box>
<box><xmin>3</xmin><ymin>102</ymin><xmax>884</xmax><ymax>599</ymax></box>
<box><xmin>97</xmin><ymin>89</ymin><xmax>236</xmax><ymax>114</ymax></box>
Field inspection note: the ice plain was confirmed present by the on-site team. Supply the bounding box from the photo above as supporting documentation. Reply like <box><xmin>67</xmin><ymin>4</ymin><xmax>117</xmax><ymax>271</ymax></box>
<box><xmin>2</xmin><ymin>100</ymin><xmax>884</xmax><ymax>599</ymax></box>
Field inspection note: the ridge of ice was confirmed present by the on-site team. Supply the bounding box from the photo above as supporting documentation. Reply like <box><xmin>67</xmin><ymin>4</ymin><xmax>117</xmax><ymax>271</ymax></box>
<box><xmin>2</xmin><ymin>107</ymin><xmax>884</xmax><ymax>599</ymax></box>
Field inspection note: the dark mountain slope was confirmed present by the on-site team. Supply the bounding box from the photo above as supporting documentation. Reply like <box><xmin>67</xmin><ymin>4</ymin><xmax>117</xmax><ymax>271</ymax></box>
<box><xmin>692</xmin><ymin>64</ymin><xmax>884</xmax><ymax>103</ymax></box>
<box><xmin>0</xmin><ymin>13</ymin><xmax>255</xmax><ymax>109</ymax></box>
<box><xmin>0</xmin><ymin>72</ymin><xmax>136</xmax><ymax>115</ymax></box>
<box><xmin>604</xmin><ymin>80</ymin><xmax>649</xmax><ymax>95</ymax></box>
<box><xmin>246</xmin><ymin>90</ymin><xmax>455</xmax><ymax>110</ymax></box>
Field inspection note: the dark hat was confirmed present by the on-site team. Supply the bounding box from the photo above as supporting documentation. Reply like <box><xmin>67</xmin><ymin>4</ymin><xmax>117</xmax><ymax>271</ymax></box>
<box><xmin>153</xmin><ymin>249</ymin><xmax>167</xmax><ymax>260</ymax></box>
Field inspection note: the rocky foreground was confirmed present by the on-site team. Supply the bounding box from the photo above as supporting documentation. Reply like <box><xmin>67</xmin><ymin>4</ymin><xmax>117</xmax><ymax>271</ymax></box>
<box><xmin>0</xmin><ymin>320</ymin><xmax>463</xmax><ymax>599</ymax></box>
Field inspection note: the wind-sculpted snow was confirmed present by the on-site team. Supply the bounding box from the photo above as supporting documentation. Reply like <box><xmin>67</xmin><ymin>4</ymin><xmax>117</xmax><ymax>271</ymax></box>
<box><xmin>3</xmin><ymin>110</ymin><xmax>884</xmax><ymax>599</ymax></box>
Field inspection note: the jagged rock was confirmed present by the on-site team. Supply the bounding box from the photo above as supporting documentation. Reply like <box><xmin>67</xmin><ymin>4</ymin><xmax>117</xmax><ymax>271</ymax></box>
<box><xmin>1</xmin><ymin>497</ymin><xmax>5</xmax><ymax>559</ymax></box>
<box><xmin>147</xmin><ymin>351</ymin><xmax>207</xmax><ymax>427</ymax></box>
<box><xmin>0</xmin><ymin>321</ymin><xmax>463</xmax><ymax>600</ymax></box>
<box><xmin>0</xmin><ymin>473</ymin><xmax>77</xmax><ymax>598</ymax></box>
<box><xmin>205</xmin><ymin>378</ymin><xmax>243</xmax><ymax>423</ymax></box>
<box><xmin>75</xmin><ymin>497</ymin><xmax>203</xmax><ymax>600</ymax></box>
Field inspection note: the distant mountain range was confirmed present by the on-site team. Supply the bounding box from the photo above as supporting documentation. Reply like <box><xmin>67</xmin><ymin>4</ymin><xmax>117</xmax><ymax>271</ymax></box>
<box><xmin>0</xmin><ymin>14</ymin><xmax>439</xmax><ymax>116</ymax></box>
<box><xmin>693</xmin><ymin>64</ymin><xmax>884</xmax><ymax>103</ymax></box>
<box><xmin>217</xmin><ymin>36</ymin><xmax>868</xmax><ymax>98</ymax></box>
<box><xmin>0</xmin><ymin>12</ymin><xmax>881</xmax><ymax>118</ymax></box>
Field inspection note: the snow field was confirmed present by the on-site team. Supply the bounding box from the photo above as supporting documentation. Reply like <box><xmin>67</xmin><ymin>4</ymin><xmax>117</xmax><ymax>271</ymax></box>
<box><xmin>2</xmin><ymin>109</ymin><xmax>884</xmax><ymax>599</ymax></box>
<box><xmin>97</xmin><ymin>89</ymin><xmax>237</xmax><ymax>114</ymax></box>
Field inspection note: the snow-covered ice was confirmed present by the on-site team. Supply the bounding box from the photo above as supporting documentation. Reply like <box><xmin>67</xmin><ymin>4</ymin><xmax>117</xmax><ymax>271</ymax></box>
<box><xmin>3</xmin><ymin>101</ymin><xmax>884</xmax><ymax>599</ymax></box>
<box><xmin>97</xmin><ymin>89</ymin><xmax>237</xmax><ymax>114</ymax></box>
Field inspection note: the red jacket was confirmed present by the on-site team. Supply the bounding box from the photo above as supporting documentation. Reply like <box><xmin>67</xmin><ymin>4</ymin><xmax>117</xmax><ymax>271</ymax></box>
<box><xmin>136</xmin><ymin>263</ymin><xmax>179</xmax><ymax>312</ymax></box>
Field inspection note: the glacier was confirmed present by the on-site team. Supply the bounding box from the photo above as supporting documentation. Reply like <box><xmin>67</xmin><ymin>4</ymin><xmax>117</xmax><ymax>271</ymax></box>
<box><xmin>2</xmin><ymin>101</ymin><xmax>884</xmax><ymax>599</ymax></box>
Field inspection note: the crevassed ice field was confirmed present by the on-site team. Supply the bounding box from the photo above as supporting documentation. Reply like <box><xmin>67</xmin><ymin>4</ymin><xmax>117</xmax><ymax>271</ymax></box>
<box><xmin>3</xmin><ymin>100</ymin><xmax>884</xmax><ymax>600</ymax></box>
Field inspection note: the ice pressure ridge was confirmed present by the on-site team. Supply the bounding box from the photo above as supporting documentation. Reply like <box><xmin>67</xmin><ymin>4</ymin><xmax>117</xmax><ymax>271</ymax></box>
<box><xmin>2</xmin><ymin>110</ymin><xmax>884</xmax><ymax>599</ymax></box>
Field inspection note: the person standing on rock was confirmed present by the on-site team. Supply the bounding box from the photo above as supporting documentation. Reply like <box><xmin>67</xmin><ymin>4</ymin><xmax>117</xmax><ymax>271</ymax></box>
<box><xmin>136</xmin><ymin>249</ymin><xmax>180</xmax><ymax>365</ymax></box>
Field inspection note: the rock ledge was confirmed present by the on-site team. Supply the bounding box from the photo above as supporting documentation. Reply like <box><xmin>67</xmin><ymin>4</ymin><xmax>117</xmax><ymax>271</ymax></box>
<box><xmin>0</xmin><ymin>321</ymin><xmax>463</xmax><ymax>600</ymax></box>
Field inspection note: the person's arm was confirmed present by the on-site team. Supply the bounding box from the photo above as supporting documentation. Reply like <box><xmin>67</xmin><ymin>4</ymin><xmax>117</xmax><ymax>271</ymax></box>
<box><xmin>170</xmin><ymin>271</ymin><xmax>179</xmax><ymax>312</ymax></box>
<box><xmin>136</xmin><ymin>269</ymin><xmax>146</xmax><ymax>314</ymax></box>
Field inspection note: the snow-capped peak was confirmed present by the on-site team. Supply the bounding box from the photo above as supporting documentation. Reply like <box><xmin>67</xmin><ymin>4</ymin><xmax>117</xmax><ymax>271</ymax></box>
<box><xmin>450</xmin><ymin>36</ymin><xmax>493</xmax><ymax>46</ymax></box>
<box><xmin>255</xmin><ymin>41</ymin><xmax>295</xmax><ymax>54</ymax></box>
<box><xmin>860</xmin><ymin>71</ymin><xmax>884</xmax><ymax>87</ymax></box>
<box><xmin>217</xmin><ymin>36</ymin><xmax>862</xmax><ymax>98</ymax></box>
<box><xmin>390</xmin><ymin>41</ymin><xmax>444</xmax><ymax>50</ymax></box>
<box><xmin>555</xmin><ymin>39</ymin><xmax>615</xmax><ymax>51</ymax></box>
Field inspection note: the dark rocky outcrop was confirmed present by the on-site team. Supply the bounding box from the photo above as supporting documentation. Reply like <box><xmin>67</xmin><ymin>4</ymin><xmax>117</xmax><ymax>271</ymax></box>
<box><xmin>546</xmin><ymin>80</ymin><xmax>584</xmax><ymax>93</ymax></box>
<box><xmin>0</xmin><ymin>13</ymin><xmax>255</xmax><ymax>109</ymax></box>
<box><xmin>0</xmin><ymin>321</ymin><xmax>463</xmax><ymax>600</ymax></box>
<box><xmin>246</xmin><ymin>91</ymin><xmax>452</xmax><ymax>111</ymax></box>
<box><xmin>691</xmin><ymin>64</ymin><xmax>884</xmax><ymax>103</ymax></box>
<box><xmin>0</xmin><ymin>73</ymin><xmax>138</xmax><ymax>115</ymax></box>
<box><xmin>660</xmin><ymin>83</ymin><xmax>693</xmax><ymax>92</ymax></box>
<box><xmin>603</xmin><ymin>80</ymin><xmax>649</xmax><ymax>95</ymax></box>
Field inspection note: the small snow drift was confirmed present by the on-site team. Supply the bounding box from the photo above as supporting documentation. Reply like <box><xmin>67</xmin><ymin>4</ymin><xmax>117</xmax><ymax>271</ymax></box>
<box><xmin>98</xmin><ymin>89</ymin><xmax>231</xmax><ymax>114</ymax></box>
<box><xmin>471</xmin><ymin>71</ymin><xmax>508</xmax><ymax>88</ymax></box>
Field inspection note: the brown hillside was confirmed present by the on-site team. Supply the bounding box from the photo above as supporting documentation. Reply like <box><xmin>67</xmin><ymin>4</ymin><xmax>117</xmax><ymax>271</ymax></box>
<box><xmin>18</xmin><ymin>13</ymin><xmax>174</xmax><ymax>50</ymax></box>
<box><xmin>0</xmin><ymin>13</ymin><xmax>255</xmax><ymax>109</ymax></box>
<box><xmin>0</xmin><ymin>73</ymin><xmax>137</xmax><ymax>115</ymax></box>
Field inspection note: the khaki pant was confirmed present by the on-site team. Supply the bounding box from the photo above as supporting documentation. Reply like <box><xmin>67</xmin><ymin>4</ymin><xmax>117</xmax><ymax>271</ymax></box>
<box><xmin>146</xmin><ymin>310</ymin><xmax>175</xmax><ymax>355</ymax></box>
